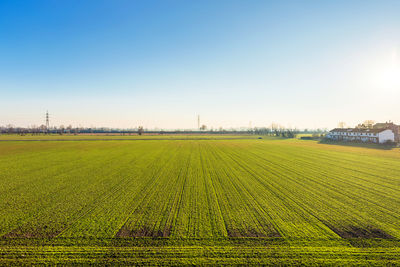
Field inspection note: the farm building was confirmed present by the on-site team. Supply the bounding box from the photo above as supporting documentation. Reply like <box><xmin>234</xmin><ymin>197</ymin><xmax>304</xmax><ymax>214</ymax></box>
<box><xmin>326</xmin><ymin>128</ymin><xmax>395</xmax><ymax>144</ymax></box>
<box><xmin>373</xmin><ymin>122</ymin><xmax>399</xmax><ymax>142</ymax></box>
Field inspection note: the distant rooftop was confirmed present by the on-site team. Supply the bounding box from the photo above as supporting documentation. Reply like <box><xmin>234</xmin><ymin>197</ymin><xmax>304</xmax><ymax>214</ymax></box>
<box><xmin>329</xmin><ymin>128</ymin><xmax>390</xmax><ymax>133</ymax></box>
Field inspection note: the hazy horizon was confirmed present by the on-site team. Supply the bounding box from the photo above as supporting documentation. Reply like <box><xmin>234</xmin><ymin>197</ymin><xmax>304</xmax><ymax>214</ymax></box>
<box><xmin>1</xmin><ymin>0</ymin><xmax>399</xmax><ymax>130</ymax></box>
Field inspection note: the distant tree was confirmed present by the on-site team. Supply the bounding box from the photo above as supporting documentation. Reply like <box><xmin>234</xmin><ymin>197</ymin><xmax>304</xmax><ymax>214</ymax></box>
<box><xmin>270</xmin><ymin>123</ymin><xmax>280</xmax><ymax>136</ymax></box>
<box><xmin>363</xmin><ymin>120</ymin><xmax>375</xmax><ymax>129</ymax></box>
<box><xmin>6</xmin><ymin>124</ymin><xmax>14</xmax><ymax>134</ymax></box>
<box><xmin>66</xmin><ymin>125</ymin><xmax>72</xmax><ymax>134</ymax></box>
<box><xmin>59</xmin><ymin>125</ymin><xmax>65</xmax><ymax>135</ymax></box>
<box><xmin>200</xmin><ymin>125</ymin><xmax>207</xmax><ymax>131</ymax></box>
<box><xmin>138</xmin><ymin>126</ymin><xmax>144</xmax><ymax>135</ymax></box>
<box><xmin>286</xmin><ymin>128</ymin><xmax>298</xmax><ymax>138</ymax></box>
<box><xmin>355</xmin><ymin>120</ymin><xmax>374</xmax><ymax>129</ymax></box>
<box><xmin>39</xmin><ymin>124</ymin><xmax>47</xmax><ymax>134</ymax></box>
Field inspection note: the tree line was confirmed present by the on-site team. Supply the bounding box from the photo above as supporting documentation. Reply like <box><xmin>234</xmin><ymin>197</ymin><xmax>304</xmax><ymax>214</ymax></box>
<box><xmin>0</xmin><ymin>124</ymin><xmax>327</xmax><ymax>137</ymax></box>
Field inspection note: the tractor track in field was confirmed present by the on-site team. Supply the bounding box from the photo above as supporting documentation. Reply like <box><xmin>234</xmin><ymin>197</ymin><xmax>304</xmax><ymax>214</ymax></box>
<box><xmin>1</xmin><ymin>138</ymin><xmax>400</xmax><ymax>254</ymax></box>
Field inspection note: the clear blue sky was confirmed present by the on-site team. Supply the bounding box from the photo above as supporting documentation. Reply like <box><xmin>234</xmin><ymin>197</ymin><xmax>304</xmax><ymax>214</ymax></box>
<box><xmin>1</xmin><ymin>0</ymin><xmax>399</xmax><ymax>129</ymax></box>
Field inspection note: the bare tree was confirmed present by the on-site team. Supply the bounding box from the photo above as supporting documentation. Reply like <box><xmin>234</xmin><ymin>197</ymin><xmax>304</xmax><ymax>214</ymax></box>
<box><xmin>138</xmin><ymin>126</ymin><xmax>144</xmax><ymax>135</ymax></box>
<box><xmin>6</xmin><ymin>124</ymin><xmax>14</xmax><ymax>134</ymax></box>
<box><xmin>59</xmin><ymin>125</ymin><xmax>65</xmax><ymax>135</ymax></box>
<box><xmin>363</xmin><ymin>120</ymin><xmax>375</xmax><ymax>129</ymax></box>
<box><xmin>66</xmin><ymin>125</ymin><xmax>72</xmax><ymax>134</ymax></box>
<box><xmin>39</xmin><ymin>124</ymin><xmax>46</xmax><ymax>134</ymax></box>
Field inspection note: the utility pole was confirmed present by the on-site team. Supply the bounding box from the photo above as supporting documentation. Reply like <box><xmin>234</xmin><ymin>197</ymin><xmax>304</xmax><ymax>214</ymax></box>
<box><xmin>197</xmin><ymin>115</ymin><xmax>200</xmax><ymax>130</ymax></box>
<box><xmin>45</xmin><ymin>111</ymin><xmax>50</xmax><ymax>134</ymax></box>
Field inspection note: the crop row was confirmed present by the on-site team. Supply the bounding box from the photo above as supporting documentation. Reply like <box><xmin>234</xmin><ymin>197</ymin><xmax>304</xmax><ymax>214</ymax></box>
<box><xmin>0</xmin><ymin>139</ymin><xmax>399</xmax><ymax>240</ymax></box>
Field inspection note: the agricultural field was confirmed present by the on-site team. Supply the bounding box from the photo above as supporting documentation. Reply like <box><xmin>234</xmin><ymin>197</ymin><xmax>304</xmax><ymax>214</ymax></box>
<box><xmin>0</xmin><ymin>137</ymin><xmax>399</xmax><ymax>264</ymax></box>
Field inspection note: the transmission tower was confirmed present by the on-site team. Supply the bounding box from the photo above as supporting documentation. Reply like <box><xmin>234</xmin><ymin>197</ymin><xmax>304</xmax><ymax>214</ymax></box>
<box><xmin>45</xmin><ymin>111</ymin><xmax>50</xmax><ymax>133</ymax></box>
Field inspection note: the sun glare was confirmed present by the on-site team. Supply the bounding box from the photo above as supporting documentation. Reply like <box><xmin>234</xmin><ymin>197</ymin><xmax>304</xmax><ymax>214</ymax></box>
<box><xmin>379</xmin><ymin>65</ymin><xmax>400</xmax><ymax>91</ymax></box>
<box><xmin>371</xmin><ymin>49</ymin><xmax>400</xmax><ymax>93</ymax></box>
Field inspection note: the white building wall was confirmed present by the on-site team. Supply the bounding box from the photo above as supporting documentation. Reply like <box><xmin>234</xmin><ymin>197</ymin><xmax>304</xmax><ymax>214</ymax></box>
<box><xmin>327</xmin><ymin>129</ymin><xmax>395</xmax><ymax>144</ymax></box>
<box><xmin>378</xmin><ymin>129</ymin><xmax>395</xmax><ymax>143</ymax></box>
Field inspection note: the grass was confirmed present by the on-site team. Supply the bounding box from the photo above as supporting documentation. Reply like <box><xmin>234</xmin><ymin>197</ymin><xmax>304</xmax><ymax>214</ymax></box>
<box><xmin>0</xmin><ymin>137</ymin><xmax>399</xmax><ymax>264</ymax></box>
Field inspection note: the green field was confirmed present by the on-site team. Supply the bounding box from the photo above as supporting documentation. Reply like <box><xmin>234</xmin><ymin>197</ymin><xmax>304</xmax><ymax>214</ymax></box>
<box><xmin>0</xmin><ymin>137</ymin><xmax>399</xmax><ymax>264</ymax></box>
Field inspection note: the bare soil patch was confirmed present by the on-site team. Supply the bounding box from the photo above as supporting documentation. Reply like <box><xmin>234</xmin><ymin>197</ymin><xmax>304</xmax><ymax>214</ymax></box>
<box><xmin>329</xmin><ymin>225</ymin><xmax>393</xmax><ymax>239</ymax></box>
<box><xmin>3</xmin><ymin>226</ymin><xmax>59</xmax><ymax>238</ymax></box>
